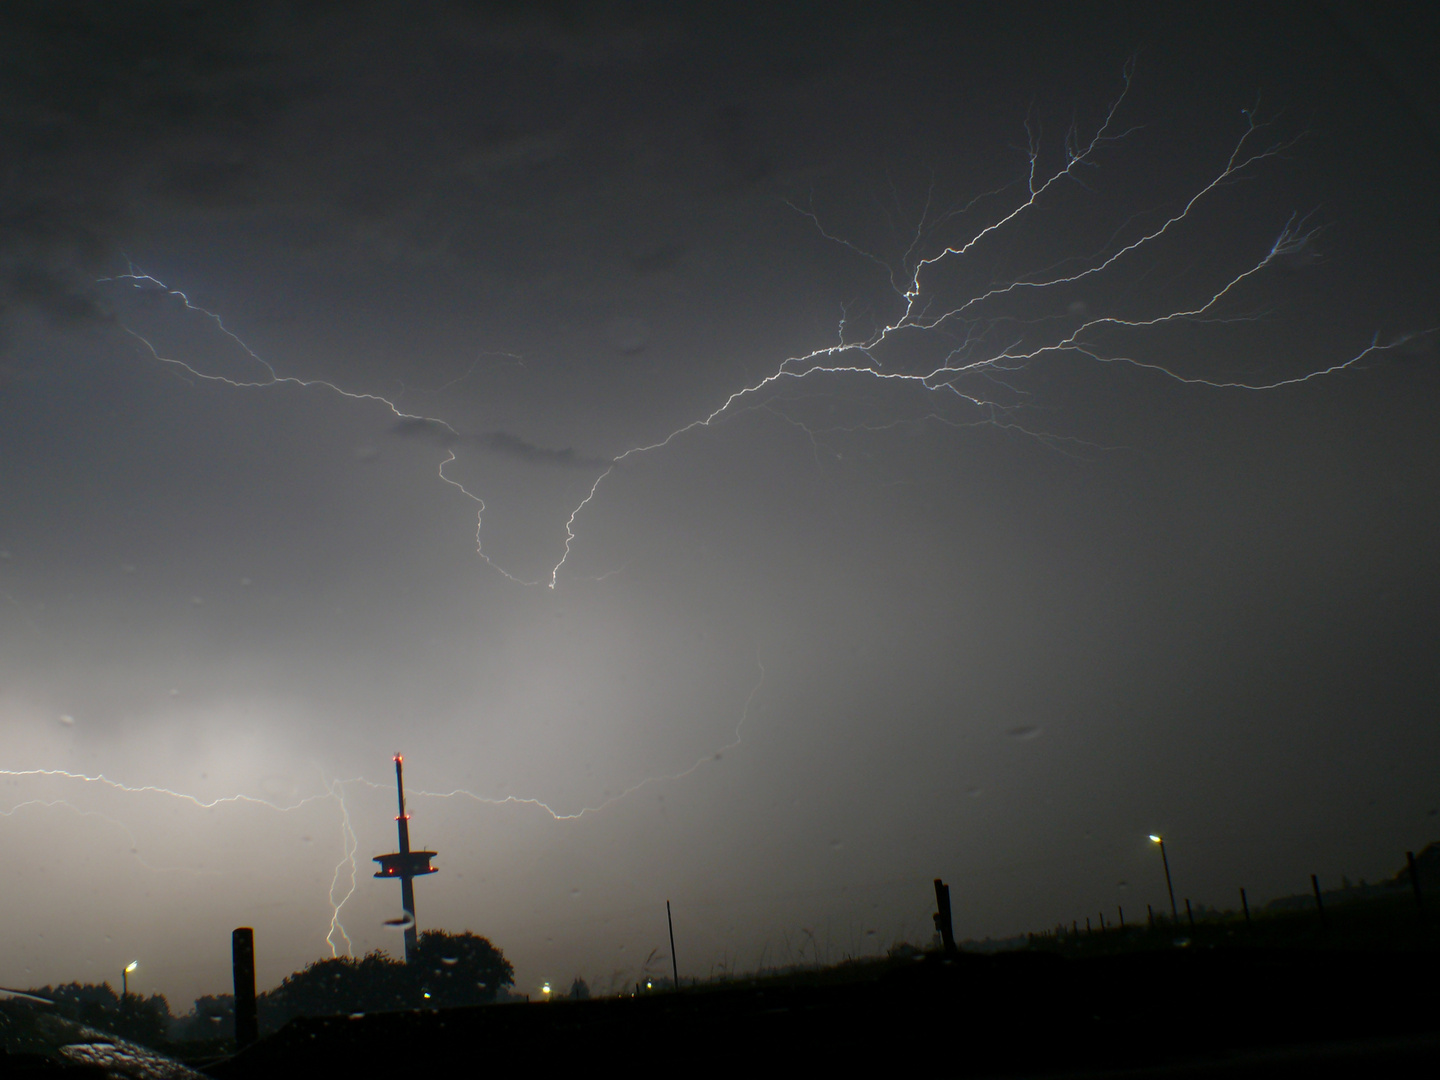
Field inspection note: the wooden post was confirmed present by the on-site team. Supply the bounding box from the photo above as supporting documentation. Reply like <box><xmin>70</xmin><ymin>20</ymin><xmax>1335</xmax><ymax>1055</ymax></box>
<box><xmin>1185</xmin><ymin>898</ymin><xmax>1195</xmax><ymax>931</ymax></box>
<box><xmin>232</xmin><ymin>928</ymin><xmax>258</xmax><ymax>1050</ymax></box>
<box><xmin>666</xmin><ymin>900</ymin><xmax>679</xmax><ymax>990</ymax></box>
<box><xmin>1311</xmin><ymin>874</ymin><xmax>1327</xmax><ymax>931</ymax></box>
<box><xmin>933</xmin><ymin>879</ymin><xmax>958</xmax><ymax>956</ymax></box>
<box><xmin>1407</xmin><ymin>851</ymin><xmax>1424</xmax><ymax>919</ymax></box>
<box><xmin>1240</xmin><ymin>887</ymin><xmax>1251</xmax><ymax>927</ymax></box>
<box><xmin>1118</xmin><ymin>906</ymin><xmax>1125</xmax><ymax>929</ymax></box>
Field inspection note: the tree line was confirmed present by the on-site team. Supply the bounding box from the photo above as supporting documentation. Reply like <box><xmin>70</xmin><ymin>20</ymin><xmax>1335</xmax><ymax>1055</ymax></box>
<box><xmin>17</xmin><ymin>929</ymin><xmax>513</xmax><ymax>1047</ymax></box>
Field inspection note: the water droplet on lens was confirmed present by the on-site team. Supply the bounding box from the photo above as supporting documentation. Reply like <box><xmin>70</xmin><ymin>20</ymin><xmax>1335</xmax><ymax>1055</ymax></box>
<box><xmin>58</xmin><ymin>714</ymin><xmax>75</xmax><ymax>726</ymax></box>
<box><xmin>1007</xmin><ymin>725</ymin><xmax>1041</xmax><ymax>740</ymax></box>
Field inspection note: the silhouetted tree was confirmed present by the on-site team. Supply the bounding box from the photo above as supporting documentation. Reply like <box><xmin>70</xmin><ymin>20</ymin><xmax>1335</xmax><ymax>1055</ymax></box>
<box><xmin>170</xmin><ymin>993</ymin><xmax>235</xmax><ymax>1043</ymax></box>
<box><xmin>259</xmin><ymin>930</ymin><xmax>513</xmax><ymax>1032</ymax></box>
<box><xmin>26</xmin><ymin>982</ymin><xmax>172</xmax><ymax>1046</ymax></box>
<box><xmin>412</xmin><ymin>930</ymin><xmax>514</xmax><ymax>1007</ymax></box>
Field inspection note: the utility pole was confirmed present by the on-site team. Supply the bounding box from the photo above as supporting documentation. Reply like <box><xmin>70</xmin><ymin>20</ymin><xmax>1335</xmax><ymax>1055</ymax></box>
<box><xmin>666</xmin><ymin>900</ymin><xmax>679</xmax><ymax>990</ymax></box>
<box><xmin>1151</xmin><ymin>836</ymin><xmax>1178</xmax><ymax>925</ymax></box>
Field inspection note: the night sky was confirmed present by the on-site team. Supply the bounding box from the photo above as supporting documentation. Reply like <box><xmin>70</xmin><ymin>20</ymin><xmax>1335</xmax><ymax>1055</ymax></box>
<box><xmin>2</xmin><ymin>2</ymin><xmax>1437</xmax><ymax>1007</ymax></box>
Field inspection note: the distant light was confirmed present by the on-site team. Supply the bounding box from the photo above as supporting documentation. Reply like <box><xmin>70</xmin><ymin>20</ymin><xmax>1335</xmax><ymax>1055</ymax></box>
<box><xmin>124</xmin><ymin>961</ymin><xmax>139</xmax><ymax>973</ymax></box>
<box><xmin>422</xmin><ymin>992</ymin><xmax>431</xmax><ymax>999</ymax></box>
<box><xmin>1149</xmin><ymin>835</ymin><xmax>1162</xmax><ymax>843</ymax></box>
<box><xmin>646</xmin><ymin>981</ymin><xmax>652</xmax><ymax>989</ymax></box>
<box><xmin>541</xmin><ymin>982</ymin><xmax>551</xmax><ymax>996</ymax></box>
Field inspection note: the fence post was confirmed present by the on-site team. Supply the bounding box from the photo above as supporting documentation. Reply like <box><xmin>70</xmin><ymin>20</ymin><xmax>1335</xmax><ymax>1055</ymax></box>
<box><xmin>933</xmin><ymin>879</ymin><xmax>958</xmax><ymax>956</ymax></box>
<box><xmin>232</xmin><ymin>928</ymin><xmax>258</xmax><ymax>1049</ymax></box>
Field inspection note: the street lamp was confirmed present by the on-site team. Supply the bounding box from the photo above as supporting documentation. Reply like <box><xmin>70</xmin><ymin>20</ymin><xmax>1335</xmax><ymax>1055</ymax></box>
<box><xmin>1150</xmin><ymin>835</ymin><xmax>1178</xmax><ymax>926</ymax></box>
<box><xmin>122</xmin><ymin>961</ymin><xmax>138</xmax><ymax>998</ymax></box>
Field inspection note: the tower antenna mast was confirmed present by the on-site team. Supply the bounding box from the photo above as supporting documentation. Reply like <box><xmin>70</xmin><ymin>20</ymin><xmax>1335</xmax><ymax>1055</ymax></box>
<box><xmin>373</xmin><ymin>754</ymin><xmax>438</xmax><ymax>962</ymax></box>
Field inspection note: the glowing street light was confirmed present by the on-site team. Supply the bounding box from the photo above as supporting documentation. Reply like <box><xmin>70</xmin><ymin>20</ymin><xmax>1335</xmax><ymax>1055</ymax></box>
<box><xmin>1150</xmin><ymin>835</ymin><xmax>1179</xmax><ymax>926</ymax></box>
<box><xmin>121</xmin><ymin>961</ymin><xmax>138</xmax><ymax>998</ymax></box>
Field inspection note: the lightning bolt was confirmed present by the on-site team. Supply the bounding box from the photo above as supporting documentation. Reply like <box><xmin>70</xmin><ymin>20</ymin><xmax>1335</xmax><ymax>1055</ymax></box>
<box><xmin>0</xmin><ymin>767</ymin><xmax>363</xmax><ymax>950</ymax></box>
<box><xmin>324</xmin><ymin>776</ymin><xmax>359</xmax><ymax>958</ymax></box>
<box><xmin>99</xmin><ymin>268</ymin><xmax>541</xmax><ymax>587</ymax></box>
<box><xmin>542</xmin><ymin>88</ymin><xmax>1428</xmax><ymax>585</ymax></box>
<box><xmin>13</xmin><ymin>69</ymin><xmax>1425</xmax><ymax>970</ymax></box>
<box><xmin>95</xmin><ymin>74</ymin><xmax>1426</xmax><ymax>591</ymax></box>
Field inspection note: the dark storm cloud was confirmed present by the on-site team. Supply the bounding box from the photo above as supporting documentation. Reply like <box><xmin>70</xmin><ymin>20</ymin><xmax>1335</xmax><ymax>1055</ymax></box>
<box><xmin>390</xmin><ymin>417</ymin><xmax>460</xmax><ymax>448</ymax></box>
<box><xmin>389</xmin><ymin>418</ymin><xmax>605</xmax><ymax>468</ymax></box>
<box><xmin>472</xmin><ymin>431</ymin><xmax>608</xmax><ymax>469</ymax></box>
<box><xmin>0</xmin><ymin>1</ymin><xmax>308</xmax><ymax>327</ymax></box>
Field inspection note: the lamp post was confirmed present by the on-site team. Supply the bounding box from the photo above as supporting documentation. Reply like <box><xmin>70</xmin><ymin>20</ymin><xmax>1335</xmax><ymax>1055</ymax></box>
<box><xmin>1150</xmin><ymin>835</ymin><xmax>1178</xmax><ymax>926</ymax></box>
<box><xmin>121</xmin><ymin>961</ymin><xmax>138</xmax><ymax>998</ymax></box>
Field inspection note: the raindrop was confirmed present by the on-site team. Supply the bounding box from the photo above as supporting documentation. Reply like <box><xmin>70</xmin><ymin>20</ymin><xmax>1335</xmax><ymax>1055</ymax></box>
<box><xmin>190</xmin><ymin>596</ymin><xmax>204</xmax><ymax>606</ymax></box>
<box><xmin>239</xmin><ymin>577</ymin><xmax>252</xmax><ymax>587</ymax></box>
<box><xmin>570</xmin><ymin>888</ymin><xmax>581</xmax><ymax>898</ymax></box>
<box><xmin>383</xmin><ymin>913</ymin><xmax>415</xmax><ymax>929</ymax></box>
<box><xmin>966</xmin><ymin>786</ymin><xmax>982</xmax><ymax>798</ymax></box>
<box><xmin>829</xmin><ymin>839</ymin><xmax>843</xmax><ymax>850</ymax></box>
<box><xmin>1007</xmin><ymin>725</ymin><xmax>1042</xmax><ymax>740</ymax></box>
<box><xmin>120</xmin><ymin>562</ymin><xmax>135</xmax><ymax>573</ymax></box>
<box><xmin>58</xmin><ymin>714</ymin><xmax>75</xmax><ymax>726</ymax></box>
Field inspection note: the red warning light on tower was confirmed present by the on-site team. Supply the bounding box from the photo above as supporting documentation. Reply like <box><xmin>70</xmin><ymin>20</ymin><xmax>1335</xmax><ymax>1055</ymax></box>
<box><xmin>373</xmin><ymin>753</ymin><xmax>436</xmax><ymax>963</ymax></box>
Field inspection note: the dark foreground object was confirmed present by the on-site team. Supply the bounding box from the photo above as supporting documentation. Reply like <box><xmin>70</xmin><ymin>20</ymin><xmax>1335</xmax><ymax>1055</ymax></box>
<box><xmin>206</xmin><ymin>948</ymin><xmax>1438</xmax><ymax>1078</ymax></box>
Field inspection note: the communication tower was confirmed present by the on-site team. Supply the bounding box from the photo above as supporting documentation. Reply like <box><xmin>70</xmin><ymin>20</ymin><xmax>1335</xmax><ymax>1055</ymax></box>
<box><xmin>372</xmin><ymin>754</ymin><xmax>437</xmax><ymax>963</ymax></box>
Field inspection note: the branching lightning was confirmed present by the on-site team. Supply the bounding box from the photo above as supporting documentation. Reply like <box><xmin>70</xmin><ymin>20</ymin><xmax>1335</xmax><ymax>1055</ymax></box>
<box><xmin>324</xmin><ymin>776</ymin><xmax>359</xmax><ymax>957</ymax></box>
<box><xmin>0</xmin><ymin>767</ymin><xmax>365</xmax><ymax>950</ymax></box>
<box><xmin>94</xmin><ymin>72</ymin><xmax>1424</xmax><ymax>592</ymax></box>
<box><xmin>4</xmin><ymin>68</ymin><xmax>1427</xmax><ymax>984</ymax></box>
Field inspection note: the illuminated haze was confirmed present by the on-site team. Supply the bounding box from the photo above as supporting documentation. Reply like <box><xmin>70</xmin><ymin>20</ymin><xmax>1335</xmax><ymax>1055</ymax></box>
<box><xmin>2</xmin><ymin>2</ymin><xmax>1437</xmax><ymax>1005</ymax></box>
